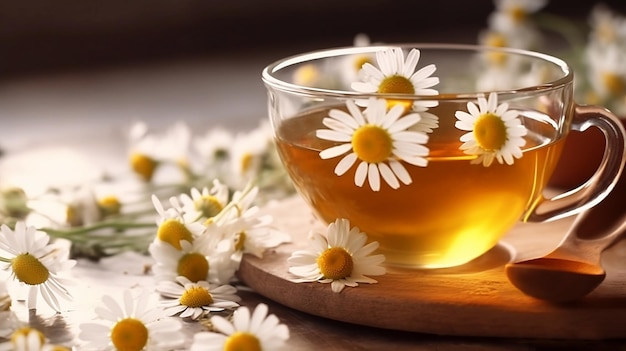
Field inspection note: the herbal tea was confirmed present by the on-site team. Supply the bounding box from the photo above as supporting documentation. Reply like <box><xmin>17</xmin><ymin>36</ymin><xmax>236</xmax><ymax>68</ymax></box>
<box><xmin>275</xmin><ymin>102</ymin><xmax>565</xmax><ymax>268</ymax></box>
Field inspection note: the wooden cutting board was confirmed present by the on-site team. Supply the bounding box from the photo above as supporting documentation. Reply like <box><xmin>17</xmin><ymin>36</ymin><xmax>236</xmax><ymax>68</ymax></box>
<box><xmin>238</xmin><ymin>195</ymin><xmax>626</xmax><ymax>340</ymax></box>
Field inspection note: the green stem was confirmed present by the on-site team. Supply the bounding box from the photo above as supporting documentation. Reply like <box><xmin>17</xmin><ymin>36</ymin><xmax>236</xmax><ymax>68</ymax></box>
<box><xmin>43</xmin><ymin>221</ymin><xmax>155</xmax><ymax>238</ymax></box>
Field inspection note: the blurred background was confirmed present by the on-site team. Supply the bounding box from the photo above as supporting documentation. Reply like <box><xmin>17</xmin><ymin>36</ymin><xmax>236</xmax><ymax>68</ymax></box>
<box><xmin>3</xmin><ymin>0</ymin><xmax>626</xmax><ymax>77</ymax></box>
<box><xmin>1</xmin><ymin>0</ymin><xmax>626</xmax><ymax>148</ymax></box>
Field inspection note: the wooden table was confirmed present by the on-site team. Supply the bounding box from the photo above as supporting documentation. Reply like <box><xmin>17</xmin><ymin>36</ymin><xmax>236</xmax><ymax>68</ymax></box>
<box><xmin>2</xmin><ymin>52</ymin><xmax>626</xmax><ymax>351</ymax></box>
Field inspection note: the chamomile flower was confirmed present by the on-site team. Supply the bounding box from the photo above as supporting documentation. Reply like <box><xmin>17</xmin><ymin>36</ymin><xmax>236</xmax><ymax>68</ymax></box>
<box><xmin>189</xmin><ymin>303</ymin><xmax>289</xmax><ymax>351</ymax></box>
<box><xmin>78</xmin><ymin>289</ymin><xmax>184</xmax><ymax>351</ymax></box>
<box><xmin>0</xmin><ymin>222</ymin><xmax>75</xmax><ymax>312</ymax></box>
<box><xmin>339</xmin><ymin>33</ymin><xmax>376</xmax><ymax>84</ymax></box>
<box><xmin>351</xmin><ymin>47</ymin><xmax>439</xmax><ymax>113</ymax></box>
<box><xmin>588</xmin><ymin>3</ymin><xmax>626</xmax><ymax>47</ymax></box>
<box><xmin>127</xmin><ymin>121</ymin><xmax>191</xmax><ymax>182</ymax></box>
<box><xmin>156</xmin><ymin>276</ymin><xmax>240</xmax><ymax>320</ymax></box>
<box><xmin>287</xmin><ymin>218</ymin><xmax>386</xmax><ymax>293</ymax></box>
<box><xmin>193</xmin><ymin>126</ymin><xmax>234</xmax><ymax>165</ymax></box>
<box><xmin>215</xmin><ymin>185</ymin><xmax>290</xmax><ymax>264</ymax></box>
<box><xmin>316</xmin><ymin>98</ymin><xmax>429</xmax><ymax>191</ymax></box>
<box><xmin>478</xmin><ymin>28</ymin><xmax>540</xmax><ymax>66</ymax></box>
<box><xmin>586</xmin><ymin>44</ymin><xmax>626</xmax><ymax>101</ymax></box>
<box><xmin>455</xmin><ymin>92</ymin><xmax>527</xmax><ymax>167</ymax></box>
<box><xmin>229</xmin><ymin>124</ymin><xmax>273</xmax><ymax>189</ymax></box>
<box><xmin>63</xmin><ymin>184</ymin><xmax>123</xmax><ymax>226</ymax></box>
<box><xmin>149</xmin><ymin>224</ymin><xmax>237</xmax><ymax>285</ymax></box>
<box><xmin>175</xmin><ymin>180</ymin><xmax>230</xmax><ymax>223</ymax></box>
<box><xmin>152</xmin><ymin>194</ymin><xmax>205</xmax><ymax>250</ymax></box>
<box><xmin>0</xmin><ymin>327</ymin><xmax>70</xmax><ymax>351</ymax></box>
<box><xmin>489</xmin><ymin>0</ymin><xmax>547</xmax><ymax>32</ymax></box>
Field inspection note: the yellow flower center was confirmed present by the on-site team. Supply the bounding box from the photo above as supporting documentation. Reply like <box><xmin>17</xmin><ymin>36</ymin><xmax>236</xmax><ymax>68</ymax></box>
<box><xmin>353</xmin><ymin>55</ymin><xmax>372</xmax><ymax>72</ymax></box>
<box><xmin>473</xmin><ymin>112</ymin><xmax>508</xmax><ymax>151</ymax></box>
<box><xmin>196</xmin><ymin>195</ymin><xmax>224</xmax><ymax>218</ymax></box>
<box><xmin>177</xmin><ymin>252</ymin><xmax>209</xmax><ymax>283</ymax></box>
<box><xmin>484</xmin><ymin>32</ymin><xmax>508</xmax><ymax>66</ymax></box>
<box><xmin>240</xmin><ymin>153</ymin><xmax>256</xmax><ymax>175</ymax></box>
<box><xmin>130</xmin><ymin>153</ymin><xmax>158</xmax><ymax>182</ymax></box>
<box><xmin>234</xmin><ymin>232</ymin><xmax>246</xmax><ymax>252</ymax></box>
<box><xmin>98</xmin><ymin>195</ymin><xmax>121</xmax><ymax>217</ymax></box>
<box><xmin>351</xmin><ymin>125</ymin><xmax>393</xmax><ymax>164</ymax></box>
<box><xmin>316</xmin><ymin>247</ymin><xmax>354</xmax><ymax>280</ymax></box>
<box><xmin>602</xmin><ymin>72</ymin><xmax>625</xmax><ymax>96</ymax></box>
<box><xmin>12</xmin><ymin>253</ymin><xmax>49</xmax><ymax>285</ymax></box>
<box><xmin>50</xmin><ymin>346</ymin><xmax>72</xmax><ymax>351</ymax></box>
<box><xmin>110</xmin><ymin>318</ymin><xmax>148</xmax><ymax>351</ymax></box>
<box><xmin>65</xmin><ymin>205</ymin><xmax>81</xmax><ymax>226</ymax></box>
<box><xmin>293</xmin><ymin>64</ymin><xmax>320</xmax><ymax>86</ymax></box>
<box><xmin>508</xmin><ymin>6</ymin><xmax>527</xmax><ymax>23</ymax></box>
<box><xmin>378</xmin><ymin>75</ymin><xmax>415</xmax><ymax>110</ymax></box>
<box><xmin>223</xmin><ymin>331</ymin><xmax>262</xmax><ymax>351</ymax></box>
<box><xmin>378</xmin><ymin>75</ymin><xmax>414</xmax><ymax>95</ymax></box>
<box><xmin>11</xmin><ymin>327</ymin><xmax>45</xmax><ymax>346</ymax></box>
<box><xmin>179</xmin><ymin>286</ymin><xmax>214</xmax><ymax>308</ymax></box>
<box><xmin>157</xmin><ymin>219</ymin><xmax>194</xmax><ymax>250</ymax></box>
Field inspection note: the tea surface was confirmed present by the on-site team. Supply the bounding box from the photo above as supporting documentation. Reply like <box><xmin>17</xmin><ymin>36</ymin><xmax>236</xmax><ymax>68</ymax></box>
<box><xmin>275</xmin><ymin>102</ymin><xmax>565</xmax><ymax>268</ymax></box>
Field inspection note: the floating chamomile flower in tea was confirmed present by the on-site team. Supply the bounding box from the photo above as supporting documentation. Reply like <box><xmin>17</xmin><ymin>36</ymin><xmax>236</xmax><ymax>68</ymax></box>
<box><xmin>316</xmin><ymin>98</ymin><xmax>429</xmax><ymax>191</ymax></box>
<box><xmin>455</xmin><ymin>92</ymin><xmax>528</xmax><ymax>167</ymax></box>
<box><xmin>287</xmin><ymin>218</ymin><xmax>385</xmax><ymax>293</ymax></box>
<box><xmin>351</xmin><ymin>47</ymin><xmax>440</xmax><ymax>113</ymax></box>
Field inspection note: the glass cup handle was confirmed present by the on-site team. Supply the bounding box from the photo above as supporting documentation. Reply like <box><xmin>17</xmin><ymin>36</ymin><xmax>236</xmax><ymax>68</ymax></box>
<box><xmin>525</xmin><ymin>105</ymin><xmax>626</xmax><ymax>223</ymax></box>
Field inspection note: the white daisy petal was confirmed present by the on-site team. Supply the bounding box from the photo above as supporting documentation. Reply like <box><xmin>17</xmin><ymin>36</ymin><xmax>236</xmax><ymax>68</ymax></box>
<box><xmin>335</xmin><ymin>153</ymin><xmax>358</xmax><ymax>175</ymax></box>
<box><xmin>360</xmin><ymin>62</ymin><xmax>385</xmax><ymax>81</ymax></box>
<box><xmin>354</xmin><ymin>161</ymin><xmax>368</xmax><ymax>187</ymax></box>
<box><xmin>402</xmin><ymin>48</ymin><xmax>421</xmax><ymax>76</ymax></box>
<box><xmin>378</xmin><ymin>163</ymin><xmax>400</xmax><ymax>189</ymax></box>
<box><xmin>401</xmin><ymin>155</ymin><xmax>429</xmax><ymax>167</ymax></box>
<box><xmin>346</xmin><ymin>99</ymin><xmax>367</xmax><ymax>125</ymax></box>
<box><xmin>388</xmin><ymin>160</ymin><xmax>412</xmax><ymax>185</ymax></box>
<box><xmin>467</xmin><ymin>101</ymin><xmax>480</xmax><ymax>116</ymax></box>
<box><xmin>351</xmin><ymin>81</ymin><xmax>377</xmax><ymax>93</ymax></box>
<box><xmin>316</xmin><ymin>129</ymin><xmax>352</xmax><ymax>142</ymax></box>
<box><xmin>331</xmin><ymin>280</ymin><xmax>346</xmax><ymax>293</ymax></box>
<box><xmin>322</xmin><ymin>117</ymin><xmax>356</xmax><ymax>133</ymax></box>
<box><xmin>329</xmin><ymin>108</ymin><xmax>362</xmax><ymax>129</ymax></box>
<box><xmin>320</xmin><ymin>143</ymin><xmax>353</xmax><ymax>159</ymax></box>
<box><xmin>387</xmin><ymin>114</ymin><xmax>421</xmax><ymax>133</ymax></box>
<box><xmin>393</xmin><ymin>131</ymin><xmax>428</xmax><ymax>143</ymax></box>
<box><xmin>368</xmin><ymin>164</ymin><xmax>381</xmax><ymax>191</ymax></box>
<box><xmin>410</xmin><ymin>63</ymin><xmax>437</xmax><ymax>83</ymax></box>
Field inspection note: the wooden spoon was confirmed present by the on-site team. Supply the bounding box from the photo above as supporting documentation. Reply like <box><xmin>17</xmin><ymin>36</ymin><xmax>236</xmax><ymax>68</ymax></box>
<box><xmin>505</xmin><ymin>173</ymin><xmax>626</xmax><ymax>303</ymax></box>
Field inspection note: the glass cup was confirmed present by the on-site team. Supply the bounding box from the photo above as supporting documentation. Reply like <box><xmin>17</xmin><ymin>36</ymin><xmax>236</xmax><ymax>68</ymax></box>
<box><xmin>262</xmin><ymin>43</ymin><xmax>626</xmax><ymax>269</ymax></box>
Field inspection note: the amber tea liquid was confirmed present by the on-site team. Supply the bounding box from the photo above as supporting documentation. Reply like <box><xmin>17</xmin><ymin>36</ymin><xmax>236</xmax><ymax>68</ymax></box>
<box><xmin>275</xmin><ymin>102</ymin><xmax>565</xmax><ymax>268</ymax></box>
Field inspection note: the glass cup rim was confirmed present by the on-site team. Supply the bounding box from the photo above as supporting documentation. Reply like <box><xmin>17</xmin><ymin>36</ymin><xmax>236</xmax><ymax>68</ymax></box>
<box><xmin>261</xmin><ymin>42</ymin><xmax>573</xmax><ymax>100</ymax></box>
